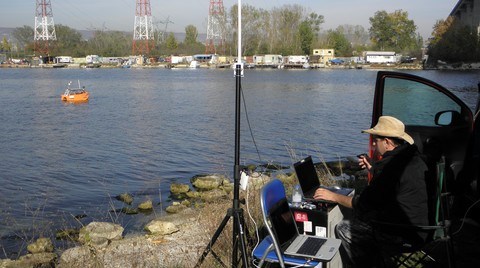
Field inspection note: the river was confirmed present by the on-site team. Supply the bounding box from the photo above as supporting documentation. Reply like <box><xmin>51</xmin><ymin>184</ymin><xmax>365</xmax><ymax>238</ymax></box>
<box><xmin>0</xmin><ymin>67</ymin><xmax>478</xmax><ymax>256</ymax></box>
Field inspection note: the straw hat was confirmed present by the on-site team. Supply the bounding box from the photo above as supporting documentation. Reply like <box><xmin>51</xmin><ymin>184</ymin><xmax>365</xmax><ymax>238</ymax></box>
<box><xmin>362</xmin><ymin>116</ymin><xmax>414</xmax><ymax>145</ymax></box>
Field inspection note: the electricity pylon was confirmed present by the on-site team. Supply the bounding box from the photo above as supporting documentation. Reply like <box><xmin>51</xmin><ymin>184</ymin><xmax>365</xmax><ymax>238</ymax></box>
<box><xmin>34</xmin><ymin>0</ymin><xmax>56</xmax><ymax>56</ymax></box>
<box><xmin>205</xmin><ymin>0</ymin><xmax>226</xmax><ymax>55</ymax></box>
<box><xmin>133</xmin><ymin>0</ymin><xmax>154</xmax><ymax>56</ymax></box>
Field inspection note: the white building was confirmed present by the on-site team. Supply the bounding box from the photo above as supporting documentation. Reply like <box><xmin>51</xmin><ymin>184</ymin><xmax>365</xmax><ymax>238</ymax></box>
<box><xmin>86</xmin><ymin>55</ymin><xmax>100</xmax><ymax>64</ymax></box>
<box><xmin>364</xmin><ymin>51</ymin><xmax>399</xmax><ymax>64</ymax></box>
<box><xmin>263</xmin><ymin>55</ymin><xmax>283</xmax><ymax>65</ymax></box>
<box><xmin>287</xmin><ymin>55</ymin><xmax>309</xmax><ymax>64</ymax></box>
<box><xmin>56</xmin><ymin>56</ymin><xmax>73</xmax><ymax>63</ymax></box>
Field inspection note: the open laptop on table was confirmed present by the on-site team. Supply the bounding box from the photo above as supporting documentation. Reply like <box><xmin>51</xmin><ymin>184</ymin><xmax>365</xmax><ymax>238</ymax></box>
<box><xmin>268</xmin><ymin>197</ymin><xmax>341</xmax><ymax>261</ymax></box>
<box><xmin>294</xmin><ymin>156</ymin><xmax>354</xmax><ymax>202</ymax></box>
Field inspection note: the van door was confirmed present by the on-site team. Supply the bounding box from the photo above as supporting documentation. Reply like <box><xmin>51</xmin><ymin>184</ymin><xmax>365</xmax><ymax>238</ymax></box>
<box><xmin>370</xmin><ymin>71</ymin><xmax>474</xmax><ymax>190</ymax></box>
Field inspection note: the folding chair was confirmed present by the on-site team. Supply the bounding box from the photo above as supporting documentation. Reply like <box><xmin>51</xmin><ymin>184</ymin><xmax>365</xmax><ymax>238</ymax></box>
<box><xmin>252</xmin><ymin>179</ymin><xmax>321</xmax><ymax>268</ymax></box>
<box><xmin>374</xmin><ymin>157</ymin><xmax>455</xmax><ymax>267</ymax></box>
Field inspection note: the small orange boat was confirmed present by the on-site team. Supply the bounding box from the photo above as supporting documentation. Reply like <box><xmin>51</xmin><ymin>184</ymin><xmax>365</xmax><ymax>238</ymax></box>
<box><xmin>61</xmin><ymin>80</ymin><xmax>89</xmax><ymax>102</ymax></box>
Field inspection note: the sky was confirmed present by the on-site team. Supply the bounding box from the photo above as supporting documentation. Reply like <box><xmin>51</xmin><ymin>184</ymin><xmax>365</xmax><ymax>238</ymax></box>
<box><xmin>0</xmin><ymin>0</ymin><xmax>460</xmax><ymax>39</ymax></box>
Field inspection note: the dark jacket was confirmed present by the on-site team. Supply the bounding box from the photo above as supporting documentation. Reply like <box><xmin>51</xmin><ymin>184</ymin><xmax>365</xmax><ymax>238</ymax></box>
<box><xmin>352</xmin><ymin>143</ymin><xmax>429</xmax><ymax>228</ymax></box>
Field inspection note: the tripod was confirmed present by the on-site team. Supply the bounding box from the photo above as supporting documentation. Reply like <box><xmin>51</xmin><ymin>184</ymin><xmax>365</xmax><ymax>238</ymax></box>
<box><xmin>195</xmin><ymin>65</ymin><xmax>249</xmax><ymax>268</ymax></box>
<box><xmin>195</xmin><ymin>2</ymin><xmax>249</xmax><ymax>266</ymax></box>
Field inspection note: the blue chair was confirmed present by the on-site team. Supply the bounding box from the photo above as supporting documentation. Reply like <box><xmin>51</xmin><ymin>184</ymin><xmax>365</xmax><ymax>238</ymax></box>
<box><xmin>252</xmin><ymin>179</ymin><xmax>321</xmax><ymax>267</ymax></box>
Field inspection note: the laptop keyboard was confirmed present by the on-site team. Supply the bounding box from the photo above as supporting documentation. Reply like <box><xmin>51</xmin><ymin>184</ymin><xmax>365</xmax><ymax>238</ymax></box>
<box><xmin>297</xmin><ymin>237</ymin><xmax>327</xmax><ymax>255</ymax></box>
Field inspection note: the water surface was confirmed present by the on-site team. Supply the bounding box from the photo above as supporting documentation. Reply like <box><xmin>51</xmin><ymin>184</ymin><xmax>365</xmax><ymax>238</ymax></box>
<box><xmin>0</xmin><ymin>67</ymin><xmax>478</xmax><ymax>255</ymax></box>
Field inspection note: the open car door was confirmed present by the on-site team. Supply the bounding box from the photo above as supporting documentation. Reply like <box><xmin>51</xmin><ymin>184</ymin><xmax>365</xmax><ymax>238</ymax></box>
<box><xmin>370</xmin><ymin>71</ymin><xmax>476</xmax><ymax>197</ymax></box>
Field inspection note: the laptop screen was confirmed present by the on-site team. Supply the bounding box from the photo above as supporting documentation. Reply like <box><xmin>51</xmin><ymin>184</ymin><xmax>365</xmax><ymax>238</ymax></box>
<box><xmin>294</xmin><ymin>156</ymin><xmax>320</xmax><ymax>196</ymax></box>
<box><xmin>269</xmin><ymin>198</ymin><xmax>298</xmax><ymax>246</ymax></box>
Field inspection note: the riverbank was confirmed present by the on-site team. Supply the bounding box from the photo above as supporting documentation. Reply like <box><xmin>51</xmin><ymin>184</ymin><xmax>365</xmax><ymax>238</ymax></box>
<box><xmin>0</xmin><ymin>171</ymin><xmax>278</xmax><ymax>267</ymax></box>
<box><xmin>2</xmin><ymin>175</ymin><xmax>480</xmax><ymax>267</ymax></box>
<box><xmin>2</xmin><ymin>61</ymin><xmax>480</xmax><ymax>70</ymax></box>
<box><xmin>0</xmin><ymin>62</ymin><xmax>421</xmax><ymax>70</ymax></box>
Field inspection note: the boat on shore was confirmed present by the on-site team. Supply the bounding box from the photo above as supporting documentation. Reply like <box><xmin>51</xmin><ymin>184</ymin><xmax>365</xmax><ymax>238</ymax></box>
<box><xmin>61</xmin><ymin>80</ymin><xmax>89</xmax><ymax>102</ymax></box>
<box><xmin>189</xmin><ymin>60</ymin><xmax>200</xmax><ymax>69</ymax></box>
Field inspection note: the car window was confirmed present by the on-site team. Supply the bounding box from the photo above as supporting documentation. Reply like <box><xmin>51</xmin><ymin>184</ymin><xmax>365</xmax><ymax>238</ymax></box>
<box><xmin>382</xmin><ymin>77</ymin><xmax>462</xmax><ymax>126</ymax></box>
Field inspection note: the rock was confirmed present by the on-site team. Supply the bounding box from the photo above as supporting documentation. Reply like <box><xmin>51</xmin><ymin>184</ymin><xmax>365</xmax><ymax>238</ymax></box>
<box><xmin>27</xmin><ymin>237</ymin><xmax>54</xmax><ymax>253</ymax></box>
<box><xmin>57</xmin><ymin>208</ymin><xmax>215</xmax><ymax>267</ymax></box>
<box><xmin>17</xmin><ymin>252</ymin><xmax>57</xmax><ymax>267</ymax></box>
<box><xmin>0</xmin><ymin>259</ymin><xmax>15</xmax><ymax>267</ymax></box>
<box><xmin>248</xmin><ymin>172</ymin><xmax>271</xmax><ymax>190</ymax></box>
<box><xmin>185</xmin><ymin>191</ymin><xmax>200</xmax><ymax>198</ymax></box>
<box><xmin>57</xmin><ymin>246</ymin><xmax>93</xmax><ymax>268</ymax></box>
<box><xmin>180</xmin><ymin>200</ymin><xmax>191</xmax><ymax>207</ymax></box>
<box><xmin>170</xmin><ymin>183</ymin><xmax>190</xmax><ymax>195</ymax></box>
<box><xmin>165</xmin><ymin>202</ymin><xmax>187</xmax><ymax>214</ymax></box>
<box><xmin>199</xmin><ymin>188</ymin><xmax>228</xmax><ymax>202</ymax></box>
<box><xmin>78</xmin><ymin>222</ymin><xmax>124</xmax><ymax>249</ymax></box>
<box><xmin>144</xmin><ymin>220</ymin><xmax>179</xmax><ymax>235</ymax></box>
<box><xmin>116</xmin><ymin>193</ymin><xmax>133</xmax><ymax>205</ymax></box>
<box><xmin>246</xmin><ymin>164</ymin><xmax>257</xmax><ymax>172</ymax></box>
<box><xmin>138</xmin><ymin>200</ymin><xmax>153</xmax><ymax>211</ymax></box>
<box><xmin>191</xmin><ymin>174</ymin><xmax>226</xmax><ymax>191</ymax></box>
<box><xmin>220</xmin><ymin>181</ymin><xmax>234</xmax><ymax>193</ymax></box>
<box><xmin>121</xmin><ymin>207</ymin><xmax>138</xmax><ymax>214</ymax></box>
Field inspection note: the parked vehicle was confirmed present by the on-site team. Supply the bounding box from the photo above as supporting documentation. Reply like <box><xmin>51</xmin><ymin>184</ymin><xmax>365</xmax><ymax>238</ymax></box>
<box><xmin>369</xmin><ymin>71</ymin><xmax>479</xmax><ymax>214</ymax></box>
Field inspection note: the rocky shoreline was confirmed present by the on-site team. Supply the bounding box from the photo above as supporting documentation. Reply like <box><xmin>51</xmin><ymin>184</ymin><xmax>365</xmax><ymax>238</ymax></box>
<box><xmin>0</xmin><ymin>172</ymin><xmax>274</xmax><ymax>268</ymax></box>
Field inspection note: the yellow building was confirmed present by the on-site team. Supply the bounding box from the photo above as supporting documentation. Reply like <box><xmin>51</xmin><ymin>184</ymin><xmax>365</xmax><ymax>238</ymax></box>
<box><xmin>312</xmin><ymin>49</ymin><xmax>335</xmax><ymax>64</ymax></box>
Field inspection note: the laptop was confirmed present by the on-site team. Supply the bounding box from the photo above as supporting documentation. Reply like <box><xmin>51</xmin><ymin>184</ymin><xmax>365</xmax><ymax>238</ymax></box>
<box><xmin>268</xmin><ymin>197</ymin><xmax>341</xmax><ymax>261</ymax></box>
<box><xmin>294</xmin><ymin>156</ymin><xmax>354</xmax><ymax>202</ymax></box>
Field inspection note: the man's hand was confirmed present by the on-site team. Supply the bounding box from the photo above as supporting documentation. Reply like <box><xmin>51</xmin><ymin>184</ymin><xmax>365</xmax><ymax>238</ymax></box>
<box><xmin>314</xmin><ymin>187</ymin><xmax>353</xmax><ymax>208</ymax></box>
<box><xmin>314</xmin><ymin>188</ymin><xmax>337</xmax><ymax>202</ymax></box>
<box><xmin>358</xmin><ymin>154</ymin><xmax>372</xmax><ymax>171</ymax></box>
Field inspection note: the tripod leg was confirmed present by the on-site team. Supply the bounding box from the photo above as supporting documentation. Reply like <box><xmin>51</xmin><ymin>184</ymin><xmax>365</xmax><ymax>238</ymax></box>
<box><xmin>195</xmin><ymin>209</ymin><xmax>232</xmax><ymax>268</ymax></box>
<box><xmin>238</xmin><ymin>209</ymin><xmax>249</xmax><ymax>267</ymax></box>
<box><xmin>232</xmin><ymin>208</ymin><xmax>249</xmax><ymax>267</ymax></box>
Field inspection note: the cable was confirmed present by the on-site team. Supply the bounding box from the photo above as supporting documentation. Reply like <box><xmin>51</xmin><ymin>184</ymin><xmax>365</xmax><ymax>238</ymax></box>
<box><xmin>246</xmin><ymin>181</ymin><xmax>261</xmax><ymax>268</ymax></box>
<box><xmin>240</xmin><ymin>83</ymin><xmax>263</xmax><ymax>164</ymax></box>
<box><xmin>452</xmin><ymin>198</ymin><xmax>480</xmax><ymax>235</ymax></box>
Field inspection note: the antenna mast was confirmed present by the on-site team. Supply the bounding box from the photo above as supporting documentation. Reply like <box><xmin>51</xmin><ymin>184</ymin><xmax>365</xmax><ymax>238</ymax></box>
<box><xmin>205</xmin><ymin>0</ymin><xmax>225</xmax><ymax>55</ymax></box>
<box><xmin>133</xmin><ymin>0</ymin><xmax>154</xmax><ymax>56</ymax></box>
<box><xmin>34</xmin><ymin>0</ymin><xmax>56</xmax><ymax>56</ymax></box>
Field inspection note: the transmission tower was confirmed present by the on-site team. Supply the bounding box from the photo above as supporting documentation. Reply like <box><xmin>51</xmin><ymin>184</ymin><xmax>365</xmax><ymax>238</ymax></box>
<box><xmin>34</xmin><ymin>0</ymin><xmax>56</xmax><ymax>56</ymax></box>
<box><xmin>133</xmin><ymin>0</ymin><xmax>154</xmax><ymax>56</ymax></box>
<box><xmin>205</xmin><ymin>0</ymin><xmax>226</xmax><ymax>55</ymax></box>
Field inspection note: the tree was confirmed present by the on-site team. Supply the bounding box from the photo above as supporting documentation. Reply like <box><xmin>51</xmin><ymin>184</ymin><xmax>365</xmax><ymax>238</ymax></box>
<box><xmin>430</xmin><ymin>17</ymin><xmax>455</xmax><ymax>47</ymax></box>
<box><xmin>12</xmin><ymin>25</ymin><xmax>34</xmax><ymax>52</ymax></box>
<box><xmin>270</xmin><ymin>5</ymin><xmax>304</xmax><ymax>55</ymax></box>
<box><xmin>325</xmin><ymin>28</ymin><xmax>352</xmax><ymax>56</ymax></box>
<box><xmin>53</xmin><ymin>24</ymin><xmax>83</xmax><ymax>56</ymax></box>
<box><xmin>368</xmin><ymin>10</ymin><xmax>418</xmax><ymax>52</ymax></box>
<box><xmin>298</xmin><ymin>21</ymin><xmax>314</xmax><ymax>54</ymax></box>
<box><xmin>298</xmin><ymin>12</ymin><xmax>324</xmax><ymax>54</ymax></box>
<box><xmin>87</xmin><ymin>30</ymin><xmax>131</xmax><ymax>57</ymax></box>
<box><xmin>229</xmin><ymin>4</ymin><xmax>270</xmax><ymax>56</ymax></box>
<box><xmin>428</xmin><ymin>18</ymin><xmax>479</xmax><ymax>63</ymax></box>
<box><xmin>1</xmin><ymin>36</ymin><xmax>11</xmax><ymax>52</ymax></box>
<box><xmin>165</xmin><ymin>32</ymin><xmax>178</xmax><ymax>51</ymax></box>
<box><xmin>184</xmin><ymin>25</ymin><xmax>198</xmax><ymax>45</ymax></box>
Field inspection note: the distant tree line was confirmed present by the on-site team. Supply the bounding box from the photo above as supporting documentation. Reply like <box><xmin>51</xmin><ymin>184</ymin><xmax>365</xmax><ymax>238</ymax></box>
<box><xmin>3</xmin><ymin>4</ymin><xmax>476</xmax><ymax>63</ymax></box>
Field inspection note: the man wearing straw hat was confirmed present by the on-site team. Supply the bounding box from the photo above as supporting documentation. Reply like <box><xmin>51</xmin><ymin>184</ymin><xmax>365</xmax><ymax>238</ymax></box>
<box><xmin>314</xmin><ymin>116</ymin><xmax>429</xmax><ymax>267</ymax></box>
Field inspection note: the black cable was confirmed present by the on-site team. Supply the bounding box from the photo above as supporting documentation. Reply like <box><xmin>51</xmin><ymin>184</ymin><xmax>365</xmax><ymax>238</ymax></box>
<box><xmin>452</xmin><ymin>198</ymin><xmax>480</xmax><ymax>235</ymax></box>
<box><xmin>240</xmin><ymin>83</ymin><xmax>263</xmax><ymax>165</ymax></box>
